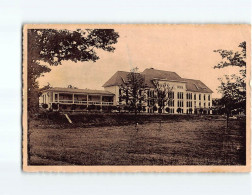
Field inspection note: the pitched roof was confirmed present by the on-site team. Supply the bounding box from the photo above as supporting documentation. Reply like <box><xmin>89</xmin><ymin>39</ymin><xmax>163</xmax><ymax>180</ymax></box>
<box><xmin>181</xmin><ymin>78</ymin><xmax>213</xmax><ymax>93</ymax></box>
<box><xmin>102</xmin><ymin>71</ymin><xmax>129</xmax><ymax>87</ymax></box>
<box><xmin>142</xmin><ymin>68</ymin><xmax>182</xmax><ymax>81</ymax></box>
<box><xmin>141</xmin><ymin>68</ymin><xmax>183</xmax><ymax>88</ymax></box>
<box><xmin>42</xmin><ymin>87</ymin><xmax>114</xmax><ymax>95</ymax></box>
<box><xmin>102</xmin><ymin>68</ymin><xmax>182</xmax><ymax>88</ymax></box>
<box><xmin>102</xmin><ymin>68</ymin><xmax>213</xmax><ymax>93</ymax></box>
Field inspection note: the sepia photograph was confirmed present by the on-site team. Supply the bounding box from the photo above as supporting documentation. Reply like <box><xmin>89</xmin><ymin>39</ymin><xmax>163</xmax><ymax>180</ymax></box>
<box><xmin>22</xmin><ymin>24</ymin><xmax>250</xmax><ymax>172</ymax></box>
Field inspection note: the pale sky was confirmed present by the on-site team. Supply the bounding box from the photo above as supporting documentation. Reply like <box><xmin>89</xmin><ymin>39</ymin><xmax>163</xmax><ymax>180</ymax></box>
<box><xmin>38</xmin><ymin>25</ymin><xmax>250</xmax><ymax>98</ymax></box>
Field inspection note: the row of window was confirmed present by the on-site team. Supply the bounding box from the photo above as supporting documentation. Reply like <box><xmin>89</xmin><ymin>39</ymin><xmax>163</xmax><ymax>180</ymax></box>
<box><xmin>186</xmin><ymin>101</ymin><xmax>192</xmax><ymax>107</ymax></box>
<box><xmin>168</xmin><ymin>92</ymin><xmax>175</xmax><ymax>99</ymax></box>
<box><xmin>185</xmin><ymin>93</ymin><xmax>211</xmax><ymax>101</ymax></box>
<box><xmin>199</xmin><ymin>94</ymin><xmax>211</xmax><ymax>101</ymax></box>
<box><xmin>168</xmin><ymin>99</ymin><xmax>175</xmax><ymax>107</ymax></box>
<box><xmin>177</xmin><ymin>92</ymin><xmax>184</xmax><ymax>99</ymax></box>
<box><xmin>122</xmin><ymin>89</ymin><xmax>211</xmax><ymax>101</ymax></box>
<box><xmin>198</xmin><ymin>102</ymin><xmax>211</xmax><ymax>108</ymax></box>
<box><xmin>177</xmin><ymin>100</ymin><xmax>183</xmax><ymax>107</ymax></box>
<box><xmin>186</xmin><ymin>93</ymin><xmax>193</xmax><ymax>100</ymax></box>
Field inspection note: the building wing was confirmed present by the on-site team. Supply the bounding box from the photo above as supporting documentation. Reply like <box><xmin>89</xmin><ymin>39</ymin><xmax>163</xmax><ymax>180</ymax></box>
<box><xmin>181</xmin><ymin>78</ymin><xmax>213</xmax><ymax>93</ymax></box>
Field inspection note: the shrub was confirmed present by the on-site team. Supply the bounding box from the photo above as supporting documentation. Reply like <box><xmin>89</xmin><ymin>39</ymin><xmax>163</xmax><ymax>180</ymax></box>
<box><xmin>153</xmin><ymin>106</ymin><xmax>157</xmax><ymax>112</ymax></box>
<box><xmin>142</xmin><ymin>106</ymin><xmax>146</xmax><ymax>112</ymax></box>
<box><xmin>165</xmin><ymin>107</ymin><xmax>170</xmax><ymax>113</ymax></box>
<box><xmin>71</xmin><ymin>104</ymin><xmax>77</xmax><ymax>110</ymax></box>
<box><xmin>80</xmin><ymin>105</ymin><xmax>87</xmax><ymax>110</ymax></box>
<box><xmin>189</xmin><ymin>108</ymin><xmax>193</xmax><ymax>114</ymax></box>
<box><xmin>62</xmin><ymin>105</ymin><xmax>67</xmax><ymax>110</ymax></box>
<box><xmin>199</xmin><ymin>108</ymin><xmax>203</xmax><ymax>114</ymax></box>
<box><xmin>107</xmin><ymin>106</ymin><xmax>112</xmax><ymax>112</ymax></box>
<box><xmin>177</xmin><ymin>108</ymin><xmax>181</xmax><ymax>113</ymax></box>
<box><xmin>88</xmin><ymin>105</ymin><xmax>95</xmax><ymax>110</ymax></box>
<box><xmin>129</xmin><ymin>106</ymin><xmax>134</xmax><ymax>112</ymax></box>
<box><xmin>124</xmin><ymin>106</ymin><xmax>129</xmax><ymax>111</ymax></box>
<box><xmin>137</xmin><ymin>105</ymin><xmax>142</xmax><ymax>112</ymax></box>
<box><xmin>52</xmin><ymin>103</ymin><xmax>59</xmax><ymax>110</ymax></box>
<box><xmin>42</xmin><ymin>103</ymin><xmax>48</xmax><ymax>109</ymax></box>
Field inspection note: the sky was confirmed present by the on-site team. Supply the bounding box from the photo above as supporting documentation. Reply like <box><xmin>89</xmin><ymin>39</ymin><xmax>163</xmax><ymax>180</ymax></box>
<box><xmin>37</xmin><ymin>25</ymin><xmax>250</xmax><ymax>98</ymax></box>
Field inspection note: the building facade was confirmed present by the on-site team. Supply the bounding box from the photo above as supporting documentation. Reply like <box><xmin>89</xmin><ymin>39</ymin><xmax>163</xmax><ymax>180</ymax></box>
<box><xmin>103</xmin><ymin>68</ymin><xmax>213</xmax><ymax>114</ymax></box>
<box><xmin>39</xmin><ymin>68</ymin><xmax>213</xmax><ymax>114</ymax></box>
<box><xmin>39</xmin><ymin>87</ymin><xmax>114</xmax><ymax>112</ymax></box>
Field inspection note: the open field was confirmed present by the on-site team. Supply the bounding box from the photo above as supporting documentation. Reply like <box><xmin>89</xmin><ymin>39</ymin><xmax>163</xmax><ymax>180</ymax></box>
<box><xmin>28</xmin><ymin>116</ymin><xmax>246</xmax><ymax>166</ymax></box>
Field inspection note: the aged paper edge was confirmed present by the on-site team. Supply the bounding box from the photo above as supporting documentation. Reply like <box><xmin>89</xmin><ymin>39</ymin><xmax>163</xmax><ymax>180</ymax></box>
<box><xmin>22</xmin><ymin>24</ymin><xmax>251</xmax><ymax>172</ymax></box>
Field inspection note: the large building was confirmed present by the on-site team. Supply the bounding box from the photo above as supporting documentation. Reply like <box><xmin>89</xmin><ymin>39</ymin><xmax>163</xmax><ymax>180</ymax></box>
<box><xmin>39</xmin><ymin>68</ymin><xmax>213</xmax><ymax>114</ymax></box>
<box><xmin>103</xmin><ymin>68</ymin><xmax>213</xmax><ymax>114</ymax></box>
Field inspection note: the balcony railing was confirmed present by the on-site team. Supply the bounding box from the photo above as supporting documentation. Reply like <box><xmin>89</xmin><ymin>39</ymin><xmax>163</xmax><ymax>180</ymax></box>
<box><xmin>54</xmin><ymin>100</ymin><xmax>113</xmax><ymax>105</ymax></box>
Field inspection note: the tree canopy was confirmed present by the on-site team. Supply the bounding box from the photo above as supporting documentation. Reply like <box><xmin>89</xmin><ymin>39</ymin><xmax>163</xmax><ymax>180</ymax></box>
<box><xmin>213</xmin><ymin>41</ymin><xmax>246</xmax><ymax>124</ymax></box>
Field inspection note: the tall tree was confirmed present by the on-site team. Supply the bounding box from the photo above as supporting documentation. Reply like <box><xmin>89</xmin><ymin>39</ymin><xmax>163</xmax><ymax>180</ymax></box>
<box><xmin>27</xmin><ymin>28</ymin><xmax>119</xmax><ymax>114</ymax></box>
<box><xmin>119</xmin><ymin>67</ymin><xmax>147</xmax><ymax>116</ymax></box>
<box><xmin>214</xmin><ymin>41</ymin><xmax>246</xmax><ymax>128</ymax></box>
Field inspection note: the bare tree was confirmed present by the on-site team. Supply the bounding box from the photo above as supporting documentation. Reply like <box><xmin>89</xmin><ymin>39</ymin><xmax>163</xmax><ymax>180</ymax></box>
<box><xmin>119</xmin><ymin>67</ymin><xmax>146</xmax><ymax>114</ymax></box>
<box><xmin>119</xmin><ymin>67</ymin><xmax>147</xmax><ymax>129</ymax></box>
<box><xmin>152</xmin><ymin>80</ymin><xmax>173</xmax><ymax>129</ymax></box>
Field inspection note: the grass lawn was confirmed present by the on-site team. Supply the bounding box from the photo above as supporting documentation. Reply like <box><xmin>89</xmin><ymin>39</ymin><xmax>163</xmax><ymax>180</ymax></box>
<box><xmin>28</xmin><ymin>118</ymin><xmax>246</xmax><ymax>165</ymax></box>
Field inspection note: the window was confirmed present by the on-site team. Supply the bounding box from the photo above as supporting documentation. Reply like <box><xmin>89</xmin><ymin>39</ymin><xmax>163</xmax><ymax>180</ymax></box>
<box><xmin>199</xmin><ymin>94</ymin><xmax>201</xmax><ymax>100</ymax></box>
<box><xmin>208</xmin><ymin>95</ymin><xmax>210</xmax><ymax>101</ymax></box>
<box><xmin>204</xmin><ymin>103</ymin><xmax>206</xmax><ymax>108</ymax></box>
<box><xmin>186</xmin><ymin>93</ymin><xmax>192</xmax><ymax>100</ymax></box>
<box><xmin>168</xmin><ymin>99</ymin><xmax>174</xmax><ymax>107</ymax></box>
<box><xmin>204</xmin><ymin>94</ymin><xmax>206</xmax><ymax>101</ymax></box>
<box><xmin>177</xmin><ymin>92</ymin><xmax>184</xmax><ymax>99</ymax></box>
<box><xmin>177</xmin><ymin>100</ymin><xmax>183</xmax><ymax>107</ymax></box>
<box><xmin>187</xmin><ymin>101</ymin><xmax>192</xmax><ymax>107</ymax></box>
<box><xmin>177</xmin><ymin>86</ymin><xmax>183</xmax><ymax>89</ymax></box>
<box><xmin>168</xmin><ymin>92</ymin><xmax>174</xmax><ymax>99</ymax></box>
<box><xmin>208</xmin><ymin>102</ymin><xmax>210</xmax><ymax>107</ymax></box>
<box><xmin>194</xmin><ymin>94</ymin><xmax>196</xmax><ymax>100</ymax></box>
<box><xmin>55</xmin><ymin>94</ymin><xmax>58</xmax><ymax>102</ymax></box>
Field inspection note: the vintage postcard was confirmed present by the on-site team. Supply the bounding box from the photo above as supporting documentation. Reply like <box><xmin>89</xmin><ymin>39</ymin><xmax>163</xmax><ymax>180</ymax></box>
<box><xmin>22</xmin><ymin>24</ymin><xmax>251</xmax><ymax>172</ymax></box>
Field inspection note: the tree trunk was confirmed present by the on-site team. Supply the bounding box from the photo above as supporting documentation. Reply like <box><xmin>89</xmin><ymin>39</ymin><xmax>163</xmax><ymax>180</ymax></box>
<box><xmin>226</xmin><ymin>112</ymin><xmax>229</xmax><ymax>130</ymax></box>
<box><xmin>134</xmin><ymin>107</ymin><xmax>138</xmax><ymax>131</ymax></box>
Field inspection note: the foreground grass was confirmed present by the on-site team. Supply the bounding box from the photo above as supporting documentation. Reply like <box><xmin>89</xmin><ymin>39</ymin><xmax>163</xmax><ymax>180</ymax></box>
<box><xmin>28</xmin><ymin>118</ymin><xmax>246</xmax><ymax>165</ymax></box>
